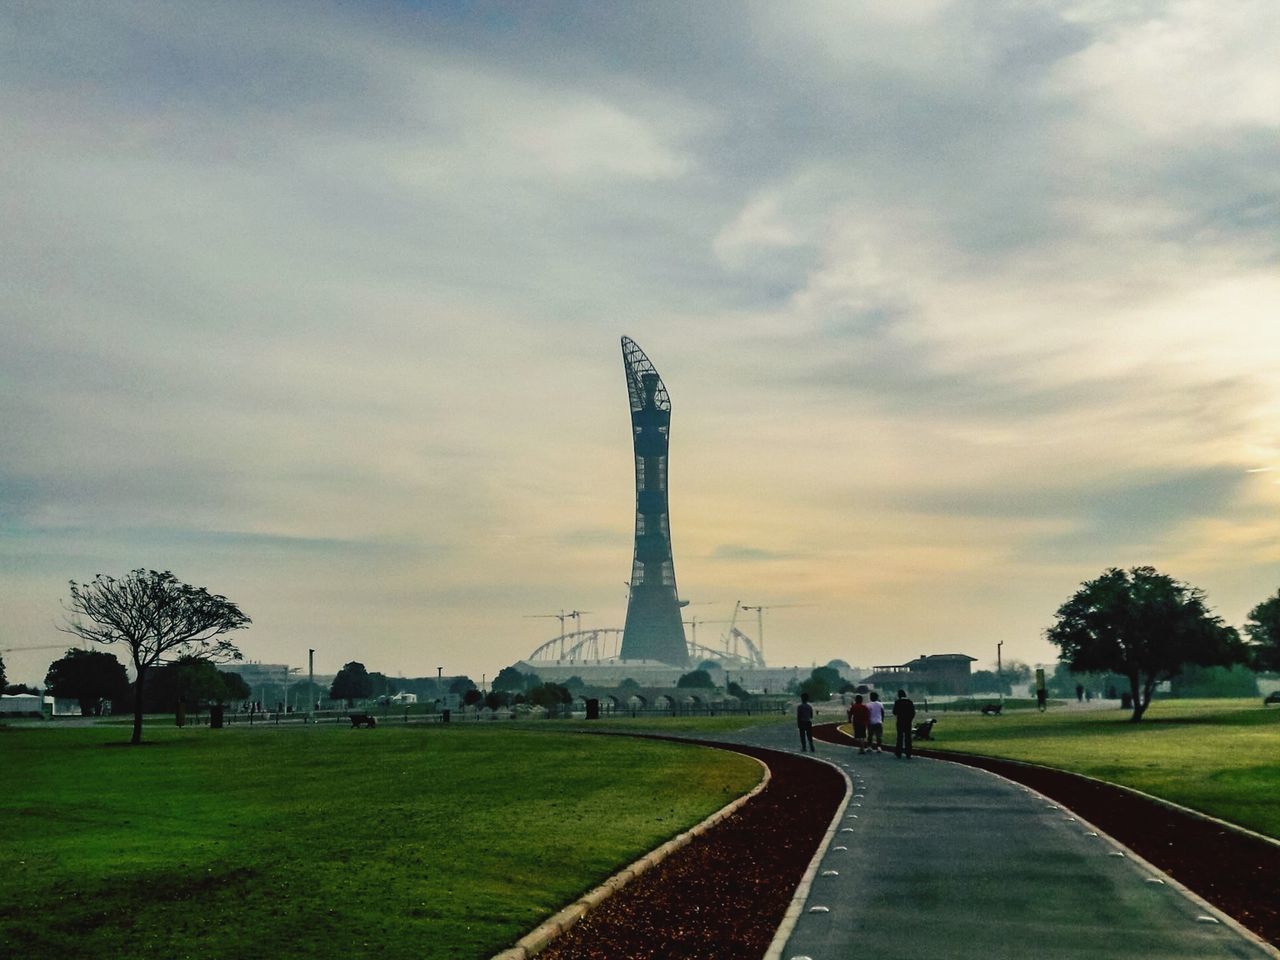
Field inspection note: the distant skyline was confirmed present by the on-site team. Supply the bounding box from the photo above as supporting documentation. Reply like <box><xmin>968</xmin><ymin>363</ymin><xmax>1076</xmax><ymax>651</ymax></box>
<box><xmin>4</xmin><ymin>2</ymin><xmax>1279</xmax><ymax>685</ymax></box>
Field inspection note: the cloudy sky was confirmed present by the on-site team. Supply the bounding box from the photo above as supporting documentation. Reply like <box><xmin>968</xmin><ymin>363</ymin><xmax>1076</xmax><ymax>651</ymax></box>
<box><xmin>3</xmin><ymin>1</ymin><xmax>1279</xmax><ymax>685</ymax></box>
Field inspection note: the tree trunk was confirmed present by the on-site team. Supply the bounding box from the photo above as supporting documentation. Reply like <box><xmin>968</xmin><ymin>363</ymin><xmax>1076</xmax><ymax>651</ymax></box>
<box><xmin>1128</xmin><ymin>675</ymin><xmax>1145</xmax><ymax>722</ymax></box>
<box><xmin>131</xmin><ymin>668</ymin><xmax>147</xmax><ymax>745</ymax></box>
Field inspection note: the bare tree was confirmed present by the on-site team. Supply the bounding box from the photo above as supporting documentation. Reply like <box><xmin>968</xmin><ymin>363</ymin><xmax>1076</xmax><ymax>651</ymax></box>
<box><xmin>61</xmin><ymin>569</ymin><xmax>250</xmax><ymax>744</ymax></box>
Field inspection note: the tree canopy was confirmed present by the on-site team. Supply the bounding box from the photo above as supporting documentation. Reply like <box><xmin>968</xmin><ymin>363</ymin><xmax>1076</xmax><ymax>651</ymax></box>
<box><xmin>448</xmin><ymin>675</ymin><xmax>477</xmax><ymax>695</ymax></box>
<box><xmin>143</xmin><ymin>657</ymin><xmax>248</xmax><ymax>712</ymax></box>
<box><xmin>677</xmin><ymin>669</ymin><xmax>715</xmax><ymax>688</ymax></box>
<box><xmin>1244</xmin><ymin>590</ymin><xmax>1280</xmax><ymax>673</ymax></box>
<box><xmin>1046</xmin><ymin>566</ymin><xmax>1245</xmax><ymax>721</ymax></box>
<box><xmin>0</xmin><ymin>654</ymin><xmax>6</xmax><ymax>690</ymax></box>
<box><xmin>61</xmin><ymin>569</ymin><xmax>249</xmax><ymax>744</ymax></box>
<box><xmin>492</xmin><ymin>665</ymin><xmax>537</xmax><ymax>692</ymax></box>
<box><xmin>330</xmin><ymin>661</ymin><xmax>373</xmax><ymax>706</ymax></box>
<box><xmin>44</xmin><ymin>648</ymin><xmax>130</xmax><ymax>715</ymax></box>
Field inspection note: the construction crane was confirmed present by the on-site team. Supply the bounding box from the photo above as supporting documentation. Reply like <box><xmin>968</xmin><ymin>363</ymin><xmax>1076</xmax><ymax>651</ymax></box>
<box><xmin>681</xmin><ymin>618</ymin><xmax>733</xmax><ymax>649</ymax></box>
<box><xmin>523</xmin><ymin>610</ymin><xmax>591</xmax><ymax>659</ymax></box>
<box><xmin>734</xmin><ymin>602</ymin><xmax>813</xmax><ymax>663</ymax></box>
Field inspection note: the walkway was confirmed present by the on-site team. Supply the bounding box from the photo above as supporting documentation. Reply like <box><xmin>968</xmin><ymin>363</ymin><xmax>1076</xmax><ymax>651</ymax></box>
<box><xmin>715</xmin><ymin>723</ymin><xmax>1276</xmax><ymax>960</ymax></box>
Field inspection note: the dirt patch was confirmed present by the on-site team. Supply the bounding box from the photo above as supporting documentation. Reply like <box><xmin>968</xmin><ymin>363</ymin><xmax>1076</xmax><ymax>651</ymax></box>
<box><xmin>538</xmin><ymin>739</ymin><xmax>845</xmax><ymax>960</ymax></box>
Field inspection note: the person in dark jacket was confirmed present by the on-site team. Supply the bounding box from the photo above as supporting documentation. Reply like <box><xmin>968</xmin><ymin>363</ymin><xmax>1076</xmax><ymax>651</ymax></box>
<box><xmin>892</xmin><ymin>689</ymin><xmax>916</xmax><ymax>759</ymax></box>
<box><xmin>797</xmin><ymin>692</ymin><xmax>815</xmax><ymax>752</ymax></box>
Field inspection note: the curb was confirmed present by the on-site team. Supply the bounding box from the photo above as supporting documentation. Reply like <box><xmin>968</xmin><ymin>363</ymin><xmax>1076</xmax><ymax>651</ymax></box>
<box><xmin>488</xmin><ymin>754</ymin><xmax>772</xmax><ymax>960</ymax></box>
<box><xmin>761</xmin><ymin>750</ymin><xmax>852</xmax><ymax>960</ymax></box>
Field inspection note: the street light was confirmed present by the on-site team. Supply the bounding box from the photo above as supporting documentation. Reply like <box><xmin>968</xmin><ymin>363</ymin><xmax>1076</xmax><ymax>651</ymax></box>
<box><xmin>997</xmin><ymin>641</ymin><xmax>1004</xmax><ymax>704</ymax></box>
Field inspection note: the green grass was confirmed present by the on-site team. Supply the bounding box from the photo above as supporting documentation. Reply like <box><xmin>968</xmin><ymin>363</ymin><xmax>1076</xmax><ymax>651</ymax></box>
<box><xmin>913</xmin><ymin>698</ymin><xmax>1280</xmax><ymax>838</ymax></box>
<box><xmin>0</xmin><ymin>723</ymin><xmax>761</xmax><ymax>959</ymax></box>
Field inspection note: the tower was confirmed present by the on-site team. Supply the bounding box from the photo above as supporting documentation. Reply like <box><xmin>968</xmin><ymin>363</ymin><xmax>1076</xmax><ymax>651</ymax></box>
<box><xmin>619</xmin><ymin>336</ymin><xmax>689</xmax><ymax>667</ymax></box>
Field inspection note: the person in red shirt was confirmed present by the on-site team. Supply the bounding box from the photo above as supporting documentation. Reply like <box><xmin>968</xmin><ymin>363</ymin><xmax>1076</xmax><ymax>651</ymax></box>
<box><xmin>847</xmin><ymin>694</ymin><xmax>871</xmax><ymax>754</ymax></box>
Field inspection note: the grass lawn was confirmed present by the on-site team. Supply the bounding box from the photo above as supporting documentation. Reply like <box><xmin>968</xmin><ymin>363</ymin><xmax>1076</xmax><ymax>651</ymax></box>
<box><xmin>911</xmin><ymin>698</ymin><xmax>1280</xmax><ymax>839</ymax></box>
<box><xmin>0</xmin><ymin>723</ymin><xmax>761</xmax><ymax>959</ymax></box>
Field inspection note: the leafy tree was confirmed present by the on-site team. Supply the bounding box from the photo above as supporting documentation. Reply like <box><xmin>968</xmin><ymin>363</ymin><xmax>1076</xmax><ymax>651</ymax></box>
<box><xmin>462</xmin><ymin>688</ymin><xmax>484</xmax><ymax>707</ymax></box>
<box><xmin>1244</xmin><ymin>591</ymin><xmax>1280</xmax><ymax>673</ymax></box>
<box><xmin>492</xmin><ymin>665</ymin><xmax>531</xmax><ymax>692</ymax></box>
<box><xmin>810</xmin><ymin>665</ymin><xmax>842</xmax><ymax>690</ymax></box>
<box><xmin>448</xmin><ymin>675</ymin><xmax>477</xmax><ymax>695</ymax></box>
<box><xmin>1169</xmin><ymin>665</ymin><xmax>1258</xmax><ymax>698</ymax></box>
<box><xmin>44</xmin><ymin>648</ymin><xmax>130</xmax><ymax>715</ymax></box>
<box><xmin>677</xmin><ymin>669</ymin><xmax>715</xmax><ymax>688</ymax></box>
<box><xmin>1003</xmin><ymin>660</ymin><xmax>1033</xmax><ymax>684</ymax></box>
<box><xmin>798</xmin><ymin>676</ymin><xmax>830</xmax><ymax>701</ymax></box>
<box><xmin>330</xmin><ymin>661</ymin><xmax>373</xmax><ymax>707</ymax></box>
<box><xmin>527</xmin><ymin>682</ymin><xmax>571</xmax><ymax>711</ymax></box>
<box><xmin>969</xmin><ymin>670</ymin><xmax>1012</xmax><ymax>695</ymax></box>
<box><xmin>484</xmin><ymin>690</ymin><xmax>511</xmax><ymax>710</ymax></box>
<box><xmin>368</xmin><ymin>671</ymin><xmax>397</xmax><ymax>700</ymax></box>
<box><xmin>1046</xmin><ymin>566</ymin><xmax>1245</xmax><ymax>721</ymax></box>
<box><xmin>5</xmin><ymin>683</ymin><xmax>40</xmax><ymax>695</ymax></box>
<box><xmin>144</xmin><ymin>657</ymin><xmax>246</xmax><ymax>712</ymax></box>
<box><xmin>0</xmin><ymin>653</ymin><xmax>6</xmax><ymax>690</ymax></box>
<box><xmin>61</xmin><ymin>569</ymin><xmax>249</xmax><ymax>744</ymax></box>
<box><xmin>617</xmin><ymin>677</ymin><xmax>640</xmax><ymax>691</ymax></box>
<box><xmin>563</xmin><ymin>675</ymin><xmax>585</xmax><ymax>691</ymax></box>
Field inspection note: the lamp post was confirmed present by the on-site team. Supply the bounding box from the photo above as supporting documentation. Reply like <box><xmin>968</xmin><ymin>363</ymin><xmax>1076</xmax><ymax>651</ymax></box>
<box><xmin>437</xmin><ymin>665</ymin><xmax>443</xmax><ymax>714</ymax></box>
<box><xmin>997</xmin><ymin>641</ymin><xmax>1004</xmax><ymax>704</ymax></box>
<box><xmin>308</xmin><ymin>648</ymin><xmax>315</xmax><ymax>723</ymax></box>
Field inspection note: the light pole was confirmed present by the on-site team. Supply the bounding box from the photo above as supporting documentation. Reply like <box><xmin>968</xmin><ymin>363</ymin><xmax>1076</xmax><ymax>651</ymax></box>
<box><xmin>997</xmin><ymin>641</ymin><xmax>1004</xmax><ymax>704</ymax></box>
<box><xmin>437</xmin><ymin>665</ymin><xmax>443</xmax><ymax>713</ymax></box>
<box><xmin>308</xmin><ymin>648</ymin><xmax>315</xmax><ymax>722</ymax></box>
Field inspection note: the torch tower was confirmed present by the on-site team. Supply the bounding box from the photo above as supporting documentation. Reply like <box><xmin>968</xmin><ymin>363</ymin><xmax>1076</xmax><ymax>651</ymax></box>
<box><xmin>619</xmin><ymin>336</ymin><xmax>689</xmax><ymax>667</ymax></box>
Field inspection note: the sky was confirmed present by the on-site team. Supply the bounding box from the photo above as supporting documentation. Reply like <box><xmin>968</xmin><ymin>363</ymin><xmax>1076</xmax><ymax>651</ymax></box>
<box><xmin>3</xmin><ymin>1</ymin><xmax>1279</xmax><ymax>686</ymax></box>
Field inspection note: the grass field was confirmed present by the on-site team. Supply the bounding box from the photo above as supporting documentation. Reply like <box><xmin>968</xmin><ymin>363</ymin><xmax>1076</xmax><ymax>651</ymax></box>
<box><xmin>909</xmin><ymin>698</ymin><xmax>1280</xmax><ymax>839</ymax></box>
<box><xmin>0</xmin><ymin>723</ymin><xmax>761</xmax><ymax>959</ymax></box>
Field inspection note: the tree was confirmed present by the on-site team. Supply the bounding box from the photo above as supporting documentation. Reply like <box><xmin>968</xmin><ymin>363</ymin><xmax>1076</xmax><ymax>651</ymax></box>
<box><xmin>462</xmin><ymin>688</ymin><xmax>484</xmax><ymax>707</ymax></box>
<box><xmin>61</xmin><ymin>569</ymin><xmax>249</xmax><ymax>744</ymax></box>
<box><xmin>330</xmin><ymin>661</ymin><xmax>373</xmax><ymax>707</ymax></box>
<box><xmin>527</xmin><ymin>682</ymin><xmax>571</xmax><ymax>712</ymax></box>
<box><xmin>44</xmin><ymin>648</ymin><xmax>130</xmax><ymax>715</ymax></box>
<box><xmin>798</xmin><ymin>676</ymin><xmax>830</xmax><ymax>701</ymax></box>
<box><xmin>143</xmin><ymin>657</ymin><xmax>246</xmax><ymax>713</ymax></box>
<box><xmin>563</xmin><ymin>675</ymin><xmax>585</xmax><ymax>691</ymax></box>
<box><xmin>617</xmin><ymin>677</ymin><xmax>640</xmax><ymax>691</ymax></box>
<box><xmin>677</xmin><ymin>669</ymin><xmax>715</xmax><ymax>688</ymax></box>
<box><xmin>449</xmin><ymin>676</ymin><xmax>477</xmax><ymax>695</ymax></box>
<box><xmin>969</xmin><ymin>670</ymin><xmax>1012</xmax><ymax>695</ymax></box>
<box><xmin>1244</xmin><ymin>591</ymin><xmax>1280</xmax><ymax>673</ymax></box>
<box><xmin>810</xmin><ymin>665</ymin><xmax>842</xmax><ymax>690</ymax></box>
<box><xmin>484</xmin><ymin>689</ymin><xmax>511</xmax><ymax>710</ymax></box>
<box><xmin>1169</xmin><ymin>664</ymin><xmax>1258</xmax><ymax>698</ymax></box>
<box><xmin>1046</xmin><ymin>566</ymin><xmax>1246</xmax><ymax>721</ymax></box>
<box><xmin>492</xmin><ymin>665</ymin><xmax>531</xmax><ymax>692</ymax></box>
<box><xmin>0</xmin><ymin>654</ymin><xmax>6</xmax><ymax>690</ymax></box>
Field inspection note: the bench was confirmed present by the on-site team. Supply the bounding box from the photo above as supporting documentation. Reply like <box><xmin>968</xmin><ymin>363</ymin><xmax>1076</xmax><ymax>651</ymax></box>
<box><xmin>348</xmin><ymin>713</ymin><xmax>377</xmax><ymax>728</ymax></box>
<box><xmin>914</xmin><ymin>718</ymin><xmax>936</xmax><ymax>740</ymax></box>
<box><xmin>980</xmin><ymin>703</ymin><xmax>1003</xmax><ymax>716</ymax></box>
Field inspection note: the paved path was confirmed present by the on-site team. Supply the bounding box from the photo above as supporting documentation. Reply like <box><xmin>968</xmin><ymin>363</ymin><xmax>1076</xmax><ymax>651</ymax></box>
<box><xmin>713</xmin><ymin>722</ymin><xmax>1276</xmax><ymax>960</ymax></box>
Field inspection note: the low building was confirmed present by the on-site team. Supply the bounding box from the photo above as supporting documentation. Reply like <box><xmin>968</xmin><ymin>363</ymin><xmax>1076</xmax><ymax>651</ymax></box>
<box><xmin>861</xmin><ymin>653</ymin><xmax>976</xmax><ymax>695</ymax></box>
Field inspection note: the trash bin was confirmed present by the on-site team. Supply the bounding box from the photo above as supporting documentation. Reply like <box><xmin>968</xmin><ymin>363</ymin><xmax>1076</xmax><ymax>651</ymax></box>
<box><xmin>1120</xmin><ymin>692</ymin><xmax>1133</xmax><ymax>710</ymax></box>
<box><xmin>586</xmin><ymin>698</ymin><xmax>600</xmax><ymax>720</ymax></box>
<box><xmin>210</xmin><ymin>704</ymin><xmax>224</xmax><ymax>729</ymax></box>
<box><xmin>441</xmin><ymin>709</ymin><xmax>451</xmax><ymax>723</ymax></box>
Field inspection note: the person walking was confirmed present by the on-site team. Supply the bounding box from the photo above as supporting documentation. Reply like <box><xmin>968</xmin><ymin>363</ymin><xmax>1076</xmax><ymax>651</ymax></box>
<box><xmin>866</xmin><ymin>691</ymin><xmax>885</xmax><ymax>753</ymax></box>
<box><xmin>797</xmin><ymin>692</ymin><xmax>816</xmax><ymax>752</ymax></box>
<box><xmin>892</xmin><ymin>689</ymin><xmax>916</xmax><ymax>759</ymax></box>
<box><xmin>847</xmin><ymin>694</ymin><xmax>870</xmax><ymax>754</ymax></box>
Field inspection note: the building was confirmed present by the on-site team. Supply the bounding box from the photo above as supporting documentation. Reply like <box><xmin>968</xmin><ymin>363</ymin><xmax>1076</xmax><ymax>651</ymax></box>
<box><xmin>861</xmin><ymin>653</ymin><xmax>976</xmax><ymax>695</ymax></box>
<box><xmin>618</xmin><ymin>336</ymin><xmax>689</xmax><ymax>667</ymax></box>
